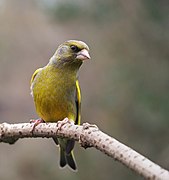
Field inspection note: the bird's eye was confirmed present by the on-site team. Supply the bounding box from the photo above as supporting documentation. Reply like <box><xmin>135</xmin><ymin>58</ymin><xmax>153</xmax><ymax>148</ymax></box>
<box><xmin>70</xmin><ymin>45</ymin><xmax>79</xmax><ymax>52</ymax></box>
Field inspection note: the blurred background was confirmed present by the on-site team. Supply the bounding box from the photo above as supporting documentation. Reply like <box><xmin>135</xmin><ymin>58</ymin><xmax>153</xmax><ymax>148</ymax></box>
<box><xmin>0</xmin><ymin>0</ymin><xmax>169</xmax><ymax>179</ymax></box>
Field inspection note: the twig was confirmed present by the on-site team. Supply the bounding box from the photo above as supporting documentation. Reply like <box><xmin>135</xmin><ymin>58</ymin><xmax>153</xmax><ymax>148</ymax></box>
<box><xmin>0</xmin><ymin>122</ymin><xmax>169</xmax><ymax>180</ymax></box>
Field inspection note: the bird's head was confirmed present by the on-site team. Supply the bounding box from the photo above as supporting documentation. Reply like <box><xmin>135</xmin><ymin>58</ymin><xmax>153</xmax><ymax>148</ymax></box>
<box><xmin>50</xmin><ymin>40</ymin><xmax>90</xmax><ymax>68</ymax></box>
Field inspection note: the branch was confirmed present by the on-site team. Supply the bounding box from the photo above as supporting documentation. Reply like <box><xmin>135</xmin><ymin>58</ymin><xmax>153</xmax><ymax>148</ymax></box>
<box><xmin>0</xmin><ymin>122</ymin><xmax>169</xmax><ymax>179</ymax></box>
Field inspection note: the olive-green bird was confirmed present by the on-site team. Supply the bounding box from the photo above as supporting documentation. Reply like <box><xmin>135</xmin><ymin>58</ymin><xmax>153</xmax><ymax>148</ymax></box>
<box><xmin>30</xmin><ymin>40</ymin><xmax>90</xmax><ymax>170</ymax></box>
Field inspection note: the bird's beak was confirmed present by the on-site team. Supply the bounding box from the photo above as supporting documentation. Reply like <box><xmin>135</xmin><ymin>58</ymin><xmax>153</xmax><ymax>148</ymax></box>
<box><xmin>76</xmin><ymin>49</ymin><xmax>90</xmax><ymax>61</ymax></box>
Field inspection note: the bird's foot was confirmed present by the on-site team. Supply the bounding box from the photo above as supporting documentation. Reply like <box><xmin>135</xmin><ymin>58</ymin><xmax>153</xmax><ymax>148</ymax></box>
<box><xmin>57</xmin><ymin>117</ymin><xmax>74</xmax><ymax>131</ymax></box>
<box><xmin>30</xmin><ymin>118</ymin><xmax>45</xmax><ymax>133</ymax></box>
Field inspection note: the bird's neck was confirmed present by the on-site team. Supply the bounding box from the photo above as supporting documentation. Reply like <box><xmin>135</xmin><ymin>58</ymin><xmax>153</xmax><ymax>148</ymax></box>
<box><xmin>48</xmin><ymin>55</ymin><xmax>82</xmax><ymax>73</ymax></box>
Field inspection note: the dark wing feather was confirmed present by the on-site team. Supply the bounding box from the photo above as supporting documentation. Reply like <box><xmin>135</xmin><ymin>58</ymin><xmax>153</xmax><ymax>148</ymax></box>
<box><xmin>75</xmin><ymin>80</ymin><xmax>81</xmax><ymax>125</ymax></box>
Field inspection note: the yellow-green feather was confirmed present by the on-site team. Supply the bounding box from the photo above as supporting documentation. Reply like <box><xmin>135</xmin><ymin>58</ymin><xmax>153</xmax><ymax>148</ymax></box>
<box><xmin>31</xmin><ymin>64</ymin><xmax>80</xmax><ymax>122</ymax></box>
<box><xmin>31</xmin><ymin>62</ymin><xmax>81</xmax><ymax>171</ymax></box>
<box><xmin>30</xmin><ymin>40</ymin><xmax>89</xmax><ymax>171</ymax></box>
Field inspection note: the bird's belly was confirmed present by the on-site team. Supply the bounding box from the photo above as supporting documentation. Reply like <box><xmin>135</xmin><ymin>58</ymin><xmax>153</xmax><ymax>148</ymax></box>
<box><xmin>34</xmin><ymin>88</ymin><xmax>76</xmax><ymax>122</ymax></box>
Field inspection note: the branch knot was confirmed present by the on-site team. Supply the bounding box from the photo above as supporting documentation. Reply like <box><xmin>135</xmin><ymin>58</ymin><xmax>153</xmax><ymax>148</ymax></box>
<box><xmin>79</xmin><ymin>123</ymin><xmax>99</xmax><ymax>149</ymax></box>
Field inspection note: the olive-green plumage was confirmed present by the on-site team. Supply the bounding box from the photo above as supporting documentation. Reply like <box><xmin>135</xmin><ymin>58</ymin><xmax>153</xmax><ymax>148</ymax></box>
<box><xmin>30</xmin><ymin>40</ymin><xmax>90</xmax><ymax>170</ymax></box>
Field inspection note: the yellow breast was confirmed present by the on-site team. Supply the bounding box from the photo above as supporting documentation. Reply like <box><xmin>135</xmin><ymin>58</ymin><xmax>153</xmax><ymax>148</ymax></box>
<box><xmin>32</xmin><ymin>65</ymin><xmax>77</xmax><ymax>122</ymax></box>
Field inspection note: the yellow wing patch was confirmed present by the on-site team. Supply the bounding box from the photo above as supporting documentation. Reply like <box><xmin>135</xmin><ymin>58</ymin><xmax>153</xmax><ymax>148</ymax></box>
<box><xmin>75</xmin><ymin>80</ymin><xmax>81</xmax><ymax>125</ymax></box>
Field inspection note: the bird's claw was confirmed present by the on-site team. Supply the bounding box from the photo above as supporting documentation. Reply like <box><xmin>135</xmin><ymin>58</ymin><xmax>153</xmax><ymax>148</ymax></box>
<box><xmin>82</xmin><ymin>122</ymin><xmax>98</xmax><ymax>131</ymax></box>
<box><xmin>57</xmin><ymin>117</ymin><xmax>74</xmax><ymax>131</ymax></box>
<box><xmin>30</xmin><ymin>118</ymin><xmax>45</xmax><ymax>133</ymax></box>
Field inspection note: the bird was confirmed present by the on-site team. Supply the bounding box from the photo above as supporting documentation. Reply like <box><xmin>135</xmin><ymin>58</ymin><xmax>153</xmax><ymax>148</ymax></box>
<box><xmin>30</xmin><ymin>40</ymin><xmax>90</xmax><ymax>171</ymax></box>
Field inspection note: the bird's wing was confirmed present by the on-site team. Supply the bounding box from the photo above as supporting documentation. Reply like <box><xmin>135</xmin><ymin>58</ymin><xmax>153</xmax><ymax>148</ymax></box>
<box><xmin>75</xmin><ymin>80</ymin><xmax>81</xmax><ymax>125</ymax></box>
<box><xmin>30</xmin><ymin>68</ymin><xmax>43</xmax><ymax>97</ymax></box>
<box><xmin>30</xmin><ymin>68</ymin><xmax>43</xmax><ymax>85</ymax></box>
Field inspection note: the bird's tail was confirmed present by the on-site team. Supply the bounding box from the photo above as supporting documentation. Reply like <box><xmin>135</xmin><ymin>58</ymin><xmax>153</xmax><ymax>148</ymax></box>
<box><xmin>60</xmin><ymin>147</ymin><xmax>77</xmax><ymax>171</ymax></box>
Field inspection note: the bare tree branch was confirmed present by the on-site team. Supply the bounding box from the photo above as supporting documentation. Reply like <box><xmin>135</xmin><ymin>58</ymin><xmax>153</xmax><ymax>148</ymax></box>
<box><xmin>0</xmin><ymin>121</ymin><xmax>169</xmax><ymax>180</ymax></box>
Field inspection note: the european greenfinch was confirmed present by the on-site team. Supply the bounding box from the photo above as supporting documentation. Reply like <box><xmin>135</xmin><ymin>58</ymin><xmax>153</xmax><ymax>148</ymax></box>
<box><xmin>30</xmin><ymin>40</ymin><xmax>90</xmax><ymax>170</ymax></box>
